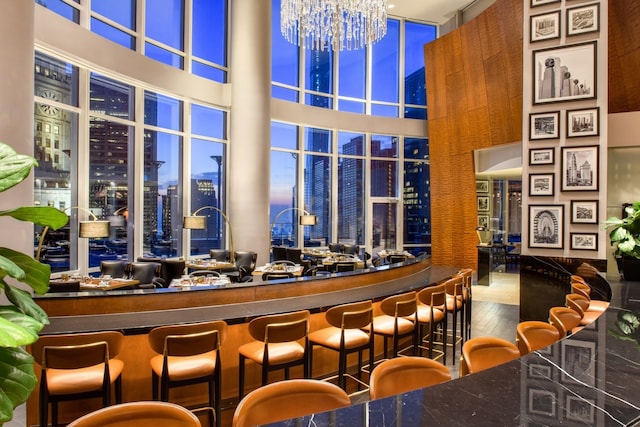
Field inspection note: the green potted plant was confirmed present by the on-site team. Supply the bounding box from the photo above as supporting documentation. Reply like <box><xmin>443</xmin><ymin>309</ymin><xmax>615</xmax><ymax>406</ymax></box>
<box><xmin>605</xmin><ymin>202</ymin><xmax>640</xmax><ymax>281</ymax></box>
<box><xmin>0</xmin><ymin>142</ymin><xmax>67</xmax><ymax>424</ymax></box>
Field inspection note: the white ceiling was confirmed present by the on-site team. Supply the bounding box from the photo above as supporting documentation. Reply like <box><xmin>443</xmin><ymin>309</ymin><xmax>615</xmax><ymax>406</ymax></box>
<box><xmin>387</xmin><ymin>0</ymin><xmax>477</xmax><ymax>24</ymax></box>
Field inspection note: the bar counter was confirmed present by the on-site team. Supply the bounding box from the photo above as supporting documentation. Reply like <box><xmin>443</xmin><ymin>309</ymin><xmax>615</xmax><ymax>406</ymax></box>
<box><xmin>28</xmin><ymin>257</ymin><xmax>461</xmax><ymax>426</ymax></box>
<box><xmin>270</xmin><ymin>275</ymin><xmax>640</xmax><ymax>427</ymax></box>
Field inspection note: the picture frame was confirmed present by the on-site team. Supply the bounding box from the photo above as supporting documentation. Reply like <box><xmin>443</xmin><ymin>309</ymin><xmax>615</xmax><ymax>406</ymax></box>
<box><xmin>567</xmin><ymin>3</ymin><xmax>600</xmax><ymax>37</ymax></box>
<box><xmin>531</xmin><ymin>0</ymin><xmax>560</xmax><ymax>7</ymax></box>
<box><xmin>529</xmin><ymin>173</ymin><xmax>554</xmax><ymax>197</ymax></box>
<box><xmin>561</xmin><ymin>145</ymin><xmax>599</xmax><ymax>191</ymax></box>
<box><xmin>570</xmin><ymin>232</ymin><xmax>598</xmax><ymax>251</ymax></box>
<box><xmin>570</xmin><ymin>200</ymin><xmax>598</xmax><ymax>224</ymax></box>
<box><xmin>528</xmin><ymin>363</ymin><xmax>552</xmax><ymax>379</ymax></box>
<box><xmin>529</xmin><ymin>204</ymin><xmax>564</xmax><ymax>249</ymax></box>
<box><xmin>533</xmin><ymin>41</ymin><xmax>597</xmax><ymax>105</ymax></box>
<box><xmin>528</xmin><ymin>388</ymin><xmax>556</xmax><ymax>417</ymax></box>
<box><xmin>477</xmin><ymin>215</ymin><xmax>489</xmax><ymax>229</ymax></box>
<box><xmin>529</xmin><ymin>111</ymin><xmax>560</xmax><ymax>140</ymax></box>
<box><xmin>561</xmin><ymin>340</ymin><xmax>596</xmax><ymax>386</ymax></box>
<box><xmin>566</xmin><ymin>395</ymin><xmax>595</xmax><ymax>423</ymax></box>
<box><xmin>476</xmin><ymin>179</ymin><xmax>489</xmax><ymax>193</ymax></box>
<box><xmin>477</xmin><ymin>196</ymin><xmax>490</xmax><ymax>212</ymax></box>
<box><xmin>529</xmin><ymin>147</ymin><xmax>555</xmax><ymax>166</ymax></box>
<box><xmin>567</xmin><ymin>107</ymin><xmax>599</xmax><ymax>138</ymax></box>
<box><xmin>530</xmin><ymin>11</ymin><xmax>561</xmax><ymax>43</ymax></box>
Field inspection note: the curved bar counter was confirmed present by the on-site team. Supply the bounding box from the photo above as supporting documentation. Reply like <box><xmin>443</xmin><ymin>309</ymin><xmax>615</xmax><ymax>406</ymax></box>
<box><xmin>28</xmin><ymin>258</ymin><xmax>461</xmax><ymax>426</ymax></box>
<box><xmin>269</xmin><ymin>275</ymin><xmax>640</xmax><ymax>427</ymax></box>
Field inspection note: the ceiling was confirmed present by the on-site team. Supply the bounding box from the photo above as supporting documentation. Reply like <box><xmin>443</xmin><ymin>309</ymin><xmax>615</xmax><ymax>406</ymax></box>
<box><xmin>386</xmin><ymin>0</ymin><xmax>478</xmax><ymax>24</ymax></box>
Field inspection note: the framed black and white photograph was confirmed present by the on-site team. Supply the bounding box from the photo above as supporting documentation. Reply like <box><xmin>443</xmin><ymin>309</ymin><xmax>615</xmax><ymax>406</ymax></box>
<box><xmin>476</xmin><ymin>179</ymin><xmax>489</xmax><ymax>193</ymax></box>
<box><xmin>531</xmin><ymin>0</ymin><xmax>560</xmax><ymax>7</ymax></box>
<box><xmin>570</xmin><ymin>200</ymin><xmax>598</xmax><ymax>224</ymax></box>
<box><xmin>529</xmin><ymin>147</ymin><xmax>555</xmax><ymax>165</ymax></box>
<box><xmin>533</xmin><ymin>41</ymin><xmax>597</xmax><ymax>105</ymax></box>
<box><xmin>478</xmin><ymin>215</ymin><xmax>489</xmax><ymax>229</ymax></box>
<box><xmin>528</xmin><ymin>363</ymin><xmax>552</xmax><ymax>379</ymax></box>
<box><xmin>566</xmin><ymin>395</ymin><xmax>595</xmax><ymax>423</ymax></box>
<box><xmin>531</xmin><ymin>11</ymin><xmax>561</xmax><ymax>43</ymax></box>
<box><xmin>528</xmin><ymin>388</ymin><xmax>556</xmax><ymax>417</ymax></box>
<box><xmin>567</xmin><ymin>107</ymin><xmax>599</xmax><ymax>138</ymax></box>
<box><xmin>477</xmin><ymin>196</ymin><xmax>490</xmax><ymax>212</ymax></box>
<box><xmin>561</xmin><ymin>340</ymin><xmax>596</xmax><ymax>386</ymax></box>
<box><xmin>570</xmin><ymin>232</ymin><xmax>598</xmax><ymax>251</ymax></box>
<box><xmin>567</xmin><ymin>3</ymin><xmax>600</xmax><ymax>37</ymax></box>
<box><xmin>529</xmin><ymin>173</ymin><xmax>554</xmax><ymax>197</ymax></box>
<box><xmin>530</xmin><ymin>111</ymin><xmax>560</xmax><ymax>140</ymax></box>
<box><xmin>561</xmin><ymin>145</ymin><xmax>599</xmax><ymax>191</ymax></box>
<box><xmin>529</xmin><ymin>204</ymin><xmax>564</xmax><ymax>249</ymax></box>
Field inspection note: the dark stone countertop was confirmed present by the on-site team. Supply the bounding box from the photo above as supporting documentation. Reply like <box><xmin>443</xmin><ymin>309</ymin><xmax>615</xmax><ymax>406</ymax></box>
<box><xmin>267</xmin><ymin>274</ymin><xmax>640</xmax><ymax>426</ymax></box>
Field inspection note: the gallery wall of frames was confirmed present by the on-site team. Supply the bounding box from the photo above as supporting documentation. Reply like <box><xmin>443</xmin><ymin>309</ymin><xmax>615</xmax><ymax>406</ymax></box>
<box><xmin>522</xmin><ymin>0</ymin><xmax>607</xmax><ymax>259</ymax></box>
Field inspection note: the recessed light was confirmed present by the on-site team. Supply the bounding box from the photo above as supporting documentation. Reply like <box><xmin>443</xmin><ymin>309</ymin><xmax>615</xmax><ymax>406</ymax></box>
<box><xmin>388</xmin><ymin>4</ymin><xmax>395</xmax><ymax>9</ymax></box>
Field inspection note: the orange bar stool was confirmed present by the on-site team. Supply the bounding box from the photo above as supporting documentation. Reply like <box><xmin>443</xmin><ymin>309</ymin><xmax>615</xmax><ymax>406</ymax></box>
<box><xmin>32</xmin><ymin>331</ymin><xmax>125</xmax><ymax>427</ymax></box>
<box><xmin>548</xmin><ymin>306</ymin><xmax>583</xmax><ymax>338</ymax></box>
<box><xmin>364</xmin><ymin>291</ymin><xmax>419</xmax><ymax>363</ymax></box>
<box><xmin>571</xmin><ymin>281</ymin><xmax>609</xmax><ymax>312</ymax></box>
<box><xmin>458</xmin><ymin>268</ymin><xmax>474</xmax><ymax>341</ymax></box>
<box><xmin>369</xmin><ymin>356</ymin><xmax>451</xmax><ymax>400</ymax></box>
<box><xmin>444</xmin><ymin>275</ymin><xmax>465</xmax><ymax>364</ymax></box>
<box><xmin>459</xmin><ymin>336</ymin><xmax>520</xmax><ymax>376</ymax></box>
<box><xmin>66</xmin><ymin>401</ymin><xmax>202</xmax><ymax>427</ymax></box>
<box><xmin>147</xmin><ymin>320</ymin><xmax>227</xmax><ymax>427</ymax></box>
<box><xmin>232</xmin><ymin>379</ymin><xmax>351</xmax><ymax>427</ymax></box>
<box><xmin>238</xmin><ymin>310</ymin><xmax>310</xmax><ymax>399</ymax></box>
<box><xmin>516</xmin><ymin>321</ymin><xmax>560</xmax><ymax>356</ymax></box>
<box><xmin>566</xmin><ymin>293</ymin><xmax>604</xmax><ymax>326</ymax></box>
<box><xmin>415</xmin><ymin>284</ymin><xmax>447</xmax><ymax>361</ymax></box>
<box><xmin>308</xmin><ymin>300</ymin><xmax>374</xmax><ymax>390</ymax></box>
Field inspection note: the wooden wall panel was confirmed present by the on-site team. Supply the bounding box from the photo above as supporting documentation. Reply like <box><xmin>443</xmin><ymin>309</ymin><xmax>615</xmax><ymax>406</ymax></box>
<box><xmin>426</xmin><ymin>0</ymin><xmax>523</xmax><ymax>269</ymax></box>
<box><xmin>609</xmin><ymin>0</ymin><xmax>640</xmax><ymax>113</ymax></box>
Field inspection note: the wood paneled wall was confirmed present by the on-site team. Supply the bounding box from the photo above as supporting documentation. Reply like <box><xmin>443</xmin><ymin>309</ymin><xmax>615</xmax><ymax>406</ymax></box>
<box><xmin>609</xmin><ymin>0</ymin><xmax>640</xmax><ymax>113</ymax></box>
<box><xmin>425</xmin><ymin>0</ymin><xmax>523</xmax><ymax>268</ymax></box>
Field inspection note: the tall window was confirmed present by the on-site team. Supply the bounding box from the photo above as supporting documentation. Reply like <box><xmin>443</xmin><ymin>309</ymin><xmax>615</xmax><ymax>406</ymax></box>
<box><xmin>403</xmin><ymin>137</ymin><xmax>430</xmax><ymax>253</ymax></box>
<box><xmin>305</xmin><ymin>128</ymin><xmax>332</xmax><ymax>246</ymax></box>
<box><xmin>34</xmin><ymin>52</ymin><xmax>80</xmax><ymax>272</ymax></box>
<box><xmin>270</xmin><ymin>122</ymin><xmax>299</xmax><ymax>246</ymax></box>
<box><xmin>88</xmin><ymin>73</ymin><xmax>134</xmax><ymax>268</ymax></box>
<box><xmin>337</xmin><ymin>132</ymin><xmax>365</xmax><ymax>245</ymax></box>
<box><xmin>404</xmin><ymin>22</ymin><xmax>436</xmax><ymax>119</ymax></box>
<box><xmin>190</xmin><ymin>103</ymin><xmax>227</xmax><ymax>255</ymax></box>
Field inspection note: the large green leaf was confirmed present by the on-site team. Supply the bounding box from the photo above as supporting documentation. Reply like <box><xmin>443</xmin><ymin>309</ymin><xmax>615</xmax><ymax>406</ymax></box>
<box><xmin>0</xmin><ymin>307</ymin><xmax>43</xmax><ymax>345</ymax></box>
<box><xmin>0</xmin><ymin>248</ymin><xmax>51</xmax><ymax>294</ymax></box>
<box><xmin>0</xmin><ymin>347</ymin><xmax>37</xmax><ymax>424</ymax></box>
<box><xmin>2</xmin><ymin>283</ymin><xmax>49</xmax><ymax>326</ymax></box>
<box><xmin>0</xmin><ymin>316</ymin><xmax>39</xmax><ymax>347</ymax></box>
<box><xmin>0</xmin><ymin>144</ymin><xmax>37</xmax><ymax>193</ymax></box>
<box><xmin>0</xmin><ymin>206</ymin><xmax>68</xmax><ymax>229</ymax></box>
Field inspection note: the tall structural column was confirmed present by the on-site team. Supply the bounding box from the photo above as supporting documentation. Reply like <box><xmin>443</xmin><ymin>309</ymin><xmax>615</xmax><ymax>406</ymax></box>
<box><xmin>0</xmin><ymin>1</ymin><xmax>35</xmax><ymax>272</ymax></box>
<box><xmin>229</xmin><ymin>0</ymin><xmax>271</xmax><ymax>265</ymax></box>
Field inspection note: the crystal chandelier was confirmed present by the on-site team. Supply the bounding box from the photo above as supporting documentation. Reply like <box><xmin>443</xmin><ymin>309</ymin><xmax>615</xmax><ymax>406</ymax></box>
<box><xmin>281</xmin><ymin>0</ymin><xmax>388</xmax><ymax>51</ymax></box>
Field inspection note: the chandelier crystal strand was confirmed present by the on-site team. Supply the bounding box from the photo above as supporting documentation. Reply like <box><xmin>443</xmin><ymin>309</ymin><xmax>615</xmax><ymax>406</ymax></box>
<box><xmin>281</xmin><ymin>0</ymin><xmax>387</xmax><ymax>51</ymax></box>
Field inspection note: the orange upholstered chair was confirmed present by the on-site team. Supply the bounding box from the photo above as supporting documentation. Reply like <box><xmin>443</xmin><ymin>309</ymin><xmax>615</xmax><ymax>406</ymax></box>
<box><xmin>516</xmin><ymin>321</ymin><xmax>560</xmax><ymax>355</ymax></box>
<box><xmin>458</xmin><ymin>268</ymin><xmax>474</xmax><ymax>341</ymax></box>
<box><xmin>548</xmin><ymin>306</ymin><xmax>583</xmax><ymax>338</ymax></box>
<box><xmin>238</xmin><ymin>310</ymin><xmax>310</xmax><ymax>399</ymax></box>
<box><xmin>444</xmin><ymin>275</ymin><xmax>465</xmax><ymax>364</ymax></box>
<box><xmin>365</xmin><ymin>291</ymin><xmax>419</xmax><ymax>361</ymax></box>
<box><xmin>32</xmin><ymin>331</ymin><xmax>125</xmax><ymax>427</ymax></box>
<box><xmin>147</xmin><ymin>320</ymin><xmax>227</xmax><ymax>427</ymax></box>
<box><xmin>459</xmin><ymin>336</ymin><xmax>520</xmax><ymax>376</ymax></box>
<box><xmin>308</xmin><ymin>300</ymin><xmax>374</xmax><ymax>390</ymax></box>
<box><xmin>232</xmin><ymin>379</ymin><xmax>351</xmax><ymax>427</ymax></box>
<box><xmin>415</xmin><ymin>284</ymin><xmax>447</xmax><ymax>361</ymax></box>
<box><xmin>566</xmin><ymin>293</ymin><xmax>604</xmax><ymax>326</ymax></box>
<box><xmin>66</xmin><ymin>401</ymin><xmax>201</xmax><ymax>427</ymax></box>
<box><xmin>571</xmin><ymin>281</ymin><xmax>609</xmax><ymax>312</ymax></box>
<box><xmin>369</xmin><ymin>356</ymin><xmax>451</xmax><ymax>400</ymax></box>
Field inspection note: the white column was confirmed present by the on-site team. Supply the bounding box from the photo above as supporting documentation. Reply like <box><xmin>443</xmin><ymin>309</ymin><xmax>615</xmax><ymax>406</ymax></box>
<box><xmin>229</xmin><ymin>0</ymin><xmax>272</xmax><ymax>265</ymax></box>
<box><xmin>0</xmin><ymin>1</ymin><xmax>35</xmax><ymax>265</ymax></box>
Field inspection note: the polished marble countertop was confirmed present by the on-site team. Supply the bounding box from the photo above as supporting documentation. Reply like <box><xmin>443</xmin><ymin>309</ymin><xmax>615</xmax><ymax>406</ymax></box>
<box><xmin>268</xmin><ymin>275</ymin><xmax>640</xmax><ymax>426</ymax></box>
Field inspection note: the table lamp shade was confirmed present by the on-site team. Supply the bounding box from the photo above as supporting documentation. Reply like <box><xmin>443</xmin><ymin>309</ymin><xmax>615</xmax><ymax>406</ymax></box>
<box><xmin>299</xmin><ymin>214</ymin><xmax>317</xmax><ymax>226</ymax></box>
<box><xmin>183</xmin><ymin>215</ymin><xmax>207</xmax><ymax>230</ymax></box>
<box><xmin>79</xmin><ymin>220</ymin><xmax>111</xmax><ymax>238</ymax></box>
